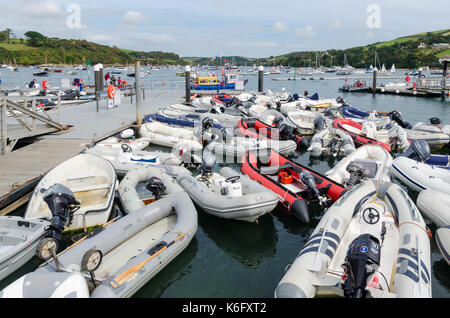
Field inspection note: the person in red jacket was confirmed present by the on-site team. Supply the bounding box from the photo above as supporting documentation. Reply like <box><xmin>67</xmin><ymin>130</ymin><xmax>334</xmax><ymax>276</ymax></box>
<box><xmin>104</xmin><ymin>72</ymin><xmax>111</xmax><ymax>85</ymax></box>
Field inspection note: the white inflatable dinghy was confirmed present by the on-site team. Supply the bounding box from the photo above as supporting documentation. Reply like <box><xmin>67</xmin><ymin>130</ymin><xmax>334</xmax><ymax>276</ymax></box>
<box><xmin>275</xmin><ymin>180</ymin><xmax>432</xmax><ymax>298</ymax></box>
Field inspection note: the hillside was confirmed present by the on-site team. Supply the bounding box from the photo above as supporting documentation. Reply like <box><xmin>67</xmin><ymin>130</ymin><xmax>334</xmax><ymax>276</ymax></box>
<box><xmin>0</xmin><ymin>30</ymin><xmax>188</xmax><ymax>66</ymax></box>
<box><xmin>185</xmin><ymin>29</ymin><xmax>450</xmax><ymax>69</ymax></box>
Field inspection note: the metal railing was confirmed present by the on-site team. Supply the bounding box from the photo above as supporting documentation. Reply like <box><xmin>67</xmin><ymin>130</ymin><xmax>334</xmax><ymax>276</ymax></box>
<box><xmin>1</xmin><ymin>95</ymin><xmax>66</xmax><ymax>154</ymax></box>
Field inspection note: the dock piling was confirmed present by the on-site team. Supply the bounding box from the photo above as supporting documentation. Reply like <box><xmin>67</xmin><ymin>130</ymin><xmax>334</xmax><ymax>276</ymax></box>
<box><xmin>185</xmin><ymin>65</ymin><xmax>191</xmax><ymax>104</ymax></box>
<box><xmin>258</xmin><ymin>66</ymin><xmax>264</xmax><ymax>93</ymax></box>
<box><xmin>135</xmin><ymin>60</ymin><xmax>142</xmax><ymax>126</ymax></box>
<box><xmin>1</xmin><ymin>98</ymin><xmax>6</xmax><ymax>155</ymax></box>
<box><xmin>443</xmin><ymin>60</ymin><xmax>448</xmax><ymax>99</ymax></box>
<box><xmin>372</xmin><ymin>68</ymin><xmax>377</xmax><ymax>94</ymax></box>
<box><xmin>94</xmin><ymin>63</ymin><xmax>104</xmax><ymax>113</ymax></box>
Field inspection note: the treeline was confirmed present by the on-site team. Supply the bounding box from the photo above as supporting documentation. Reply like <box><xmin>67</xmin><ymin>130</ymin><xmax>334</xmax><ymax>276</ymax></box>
<box><xmin>189</xmin><ymin>30</ymin><xmax>449</xmax><ymax>69</ymax></box>
<box><xmin>0</xmin><ymin>30</ymin><xmax>188</xmax><ymax>66</ymax></box>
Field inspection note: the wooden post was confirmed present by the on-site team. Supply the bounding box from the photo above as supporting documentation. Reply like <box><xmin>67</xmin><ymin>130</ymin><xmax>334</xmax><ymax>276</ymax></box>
<box><xmin>1</xmin><ymin>97</ymin><xmax>6</xmax><ymax>155</ymax></box>
<box><xmin>185</xmin><ymin>65</ymin><xmax>191</xmax><ymax>104</ymax></box>
<box><xmin>135</xmin><ymin>60</ymin><xmax>142</xmax><ymax>126</ymax></box>
<box><xmin>443</xmin><ymin>61</ymin><xmax>448</xmax><ymax>99</ymax></box>
<box><xmin>372</xmin><ymin>68</ymin><xmax>377</xmax><ymax>94</ymax></box>
<box><xmin>258</xmin><ymin>66</ymin><xmax>264</xmax><ymax>93</ymax></box>
<box><xmin>94</xmin><ymin>63</ymin><xmax>104</xmax><ymax>113</ymax></box>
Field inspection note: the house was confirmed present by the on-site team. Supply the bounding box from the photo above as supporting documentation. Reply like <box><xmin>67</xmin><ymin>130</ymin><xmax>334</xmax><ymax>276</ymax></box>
<box><xmin>418</xmin><ymin>42</ymin><xmax>427</xmax><ymax>49</ymax></box>
<box><xmin>432</xmin><ymin>43</ymin><xmax>450</xmax><ymax>50</ymax></box>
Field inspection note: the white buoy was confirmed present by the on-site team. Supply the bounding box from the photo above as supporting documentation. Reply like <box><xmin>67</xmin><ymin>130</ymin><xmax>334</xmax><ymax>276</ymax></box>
<box><xmin>396</xmin><ymin>89</ymin><xmax>400</xmax><ymax>94</ymax></box>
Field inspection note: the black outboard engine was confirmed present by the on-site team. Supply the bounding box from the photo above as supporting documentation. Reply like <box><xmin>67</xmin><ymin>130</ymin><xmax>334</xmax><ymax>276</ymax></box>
<box><xmin>198</xmin><ymin>148</ymin><xmax>217</xmax><ymax>176</ymax></box>
<box><xmin>390</xmin><ymin>111</ymin><xmax>412</xmax><ymax>129</ymax></box>
<box><xmin>314</xmin><ymin>116</ymin><xmax>326</xmax><ymax>131</ymax></box>
<box><xmin>328</xmin><ymin>137</ymin><xmax>342</xmax><ymax>157</ymax></box>
<box><xmin>429</xmin><ymin>117</ymin><xmax>441</xmax><ymax>125</ymax></box>
<box><xmin>341</xmin><ymin>234</ymin><xmax>381</xmax><ymax>298</ymax></box>
<box><xmin>300</xmin><ymin>171</ymin><xmax>321</xmax><ymax>199</ymax></box>
<box><xmin>399</xmin><ymin>139</ymin><xmax>431</xmax><ymax>162</ymax></box>
<box><xmin>146</xmin><ymin>177</ymin><xmax>167</xmax><ymax>200</ymax></box>
<box><xmin>201</xmin><ymin>117</ymin><xmax>214</xmax><ymax>131</ymax></box>
<box><xmin>275</xmin><ymin>101</ymin><xmax>282</xmax><ymax>111</ymax></box>
<box><xmin>273</xmin><ymin>116</ymin><xmax>284</xmax><ymax>128</ymax></box>
<box><xmin>41</xmin><ymin>184</ymin><xmax>80</xmax><ymax>241</ymax></box>
<box><xmin>279</xmin><ymin>124</ymin><xmax>295</xmax><ymax>141</ymax></box>
<box><xmin>345</xmin><ymin>162</ymin><xmax>367</xmax><ymax>187</ymax></box>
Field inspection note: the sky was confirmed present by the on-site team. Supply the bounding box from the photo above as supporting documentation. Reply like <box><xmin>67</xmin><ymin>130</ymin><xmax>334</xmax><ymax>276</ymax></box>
<box><xmin>0</xmin><ymin>0</ymin><xmax>448</xmax><ymax>58</ymax></box>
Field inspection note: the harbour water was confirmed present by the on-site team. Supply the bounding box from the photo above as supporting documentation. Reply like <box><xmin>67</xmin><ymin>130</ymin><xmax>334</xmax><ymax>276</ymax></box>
<box><xmin>0</xmin><ymin>67</ymin><xmax>449</xmax><ymax>298</ymax></box>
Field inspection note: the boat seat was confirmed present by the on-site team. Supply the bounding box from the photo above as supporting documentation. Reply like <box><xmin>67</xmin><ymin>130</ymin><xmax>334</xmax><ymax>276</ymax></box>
<box><xmin>70</xmin><ymin>183</ymin><xmax>111</xmax><ymax>193</ymax></box>
<box><xmin>350</xmin><ymin>159</ymin><xmax>378</xmax><ymax>178</ymax></box>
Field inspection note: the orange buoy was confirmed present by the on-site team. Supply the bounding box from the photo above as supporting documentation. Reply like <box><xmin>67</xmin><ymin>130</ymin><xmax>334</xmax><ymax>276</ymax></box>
<box><xmin>107</xmin><ymin>85</ymin><xmax>116</xmax><ymax>99</ymax></box>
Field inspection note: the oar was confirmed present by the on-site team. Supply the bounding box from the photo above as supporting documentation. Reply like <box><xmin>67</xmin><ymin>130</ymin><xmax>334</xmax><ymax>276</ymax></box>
<box><xmin>110</xmin><ymin>232</ymin><xmax>188</xmax><ymax>288</ymax></box>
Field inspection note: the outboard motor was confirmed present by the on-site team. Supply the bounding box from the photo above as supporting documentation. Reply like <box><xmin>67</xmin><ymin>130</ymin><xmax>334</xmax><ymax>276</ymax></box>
<box><xmin>399</xmin><ymin>139</ymin><xmax>431</xmax><ymax>162</ymax></box>
<box><xmin>201</xmin><ymin>117</ymin><xmax>214</xmax><ymax>131</ymax></box>
<box><xmin>198</xmin><ymin>148</ymin><xmax>217</xmax><ymax>176</ymax></box>
<box><xmin>345</xmin><ymin>162</ymin><xmax>367</xmax><ymax>187</ymax></box>
<box><xmin>328</xmin><ymin>137</ymin><xmax>342</xmax><ymax>157</ymax></box>
<box><xmin>323</xmin><ymin>107</ymin><xmax>337</xmax><ymax>119</ymax></box>
<box><xmin>41</xmin><ymin>184</ymin><xmax>80</xmax><ymax>241</ymax></box>
<box><xmin>273</xmin><ymin>116</ymin><xmax>284</xmax><ymax>128</ymax></box>
<box><xmin>429</xmin><ymin>117</ymin><xmax>441</xmax><ymax>125</ymax></box>
<box><xmin>341</xmin><ymin>234</ymin><xmax>381</xmax><ymax>298</ymax></box>
<box><xmin>314</xmin><ymin>116</ymin><xmax>326</xmax><ymax>131</ymax></box>
<box><xmin>336</xmin><ymin>97</ymin><xmax>349</xmax><ymax>106</ymax></box>
<box><xmin>390</xmin><ymin>111</ymin><xmax>412</xmax><ymax>129</ymax></box>
<box><xmin>146</xmin><ymin>177</ymin><xmax>166</xmax><ymax>200</ymax></box>
<box><xmin>279</xmin><ymin>124</ymin><xmax>295</xmax><ymax>141</ymax></box>
<box><xmin>300</xmin><ymin>171</ymin><xmax>329</xmax><ymax>207</ymax></box>
<box><xmin>275</xmin><ymin>101</ymin><xmax>282</xmax><ymax>111</ymax></box>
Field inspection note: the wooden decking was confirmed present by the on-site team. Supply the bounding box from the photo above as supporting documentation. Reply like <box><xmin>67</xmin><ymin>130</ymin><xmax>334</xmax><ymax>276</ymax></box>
<box><xmin>0</xmin><ymin>138</ymin><xmax>90</xmax><ymax>207</ymax></box>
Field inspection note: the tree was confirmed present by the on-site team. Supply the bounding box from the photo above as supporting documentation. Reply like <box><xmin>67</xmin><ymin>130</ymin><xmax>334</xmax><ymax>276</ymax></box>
<box><xmin>24</xmin><ymin>31</ymin><xmax>47</xmax><ymax>47</ymax></box>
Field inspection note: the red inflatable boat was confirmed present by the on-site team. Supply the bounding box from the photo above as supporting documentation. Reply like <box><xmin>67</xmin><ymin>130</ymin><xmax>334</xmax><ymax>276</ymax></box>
<box><xmin>333</xmin><ymin>118</ymin><xmax>391</xmax><ymax>152</ymax></box>
<box><xmin>241</xmin><ymin>149</ymin><xmax>347</xmax><ymax>223</ymax></box>
<box><xmin>238</xmin><ymin>118</ymin><xmax>309</xmax><ymax>149</ymax></box>
<box><xmin>212</xmin><ymin>93</ymin><xmax>233</xmax><ymax>105</ymax></box>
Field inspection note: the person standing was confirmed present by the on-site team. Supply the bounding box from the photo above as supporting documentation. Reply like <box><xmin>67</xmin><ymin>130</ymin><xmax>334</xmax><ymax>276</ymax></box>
<box><xmin>104</xmin><ymin>72</ymin><xmax>111</xmax><ymax>85</ymax></box>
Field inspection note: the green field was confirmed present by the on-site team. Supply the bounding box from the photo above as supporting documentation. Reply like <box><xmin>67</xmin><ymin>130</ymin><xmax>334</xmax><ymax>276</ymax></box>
<box><xmin>0</xmin><ymin>41</ymin><xmax>28</xmax><ymax>51</ymax></box>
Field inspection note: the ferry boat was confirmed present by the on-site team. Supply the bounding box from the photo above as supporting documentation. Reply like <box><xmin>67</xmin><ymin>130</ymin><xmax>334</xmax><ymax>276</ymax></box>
<box><xmin>190</xmin><ymin>73</ymin><xmax>247</xmax><ymax>91</ymax></box>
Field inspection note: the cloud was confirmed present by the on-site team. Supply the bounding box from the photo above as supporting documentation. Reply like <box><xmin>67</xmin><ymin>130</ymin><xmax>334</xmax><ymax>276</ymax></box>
<box><xmin>19</xmin><ymin>1</ymin><xmax>64</xmax><ymax>18</ymax></box>
<box><xmin>122</xmin><ymin>11</ymin><xmax>146</xmax><ymax>26</ymax></box>
<box><xmin>273</xmin><ymin>22</ymin><xmax>288</xmax><ymax>32</ymax></box>
<box><xmin>294</xmin><ymin>25</ymin><xmax>315</xmax><ymax>39</ymax></box>
<box><xmin>332</xmin><ymin>21</ymin><xmax>343</xmax><ymax>29</ymax></box>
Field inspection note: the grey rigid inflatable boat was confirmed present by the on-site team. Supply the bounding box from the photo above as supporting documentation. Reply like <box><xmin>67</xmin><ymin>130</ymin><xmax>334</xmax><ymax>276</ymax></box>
<box><xmin>177</xmin><ymin>167</ymin><xmax>278</xmax><ymax>223</ymax></box>
<box><xmin>0</xmin><ymin>217</ymin><xmax>50</xmax><ymax>282</ymax></box>
<box><xmin>118</xmin><ymin>166</ymin><xmax>189</xmax><ymax>214</ymax></box>
<box><xmin>0</xmin><ymin>192</ymin><xmax>198</xmax><ymax>298</ymax></box>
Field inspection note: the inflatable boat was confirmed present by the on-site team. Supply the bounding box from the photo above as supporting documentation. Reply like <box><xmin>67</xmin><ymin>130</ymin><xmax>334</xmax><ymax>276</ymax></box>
<box><xmin>405</xmin><ymin>129</ymin><xmax>450</xmax><ymax>150</ymax></box>
<box><xmin>118</xmin><ymin>166</ymin><xmax>188</xmax><ymax>214</ymax></box>
<box><xmin>238</xmin><ymin>117</ymin><xmax>307</xmax><ymax>150</ymax></box>
<box><xmin>286</xmin><ymin>110</ymin><xmax>318</xmax><ymax>136</ymax></box>
<box><xmin>275</xmin><ymin>180</ymin><xmax>432</xmax><ymax>298</ymax></box>
<box><xmin>157</xmin><ymin>109</ymin><xmax>240</xmax><ymax>128</ymax></box>
<box><xmin>392</xmin><ymin>156</ymin><xmax>450</xmax><ymax>193</ymax></box>
<box><xmin>96</xmin><ymin>129</ymin><xmax>150</xmax><ymax>152</ymax></box>
<box><xmin>416</xmin><ymin>190</ymin><xmax>450</xmax><ymax>227</ymax></box>
<box><xmin>340</xmin><ymin>106</ymin><xmax>390</xmax><ymax>125</ymax></box>
<box><xmin>140</xmin><ymin>121</ymin><xmax>203</xmax><ymax>152</ymax></box>
<box><xmin>240</xmin><ymin>149</ymin><xmax>347</xmax><ymax>223</ymax></box>
<box><xmin>398</xmin><ymin>139</ymin><xmax>450</xmax><ymax>170</ymax></box>
<box><xmin>141</xmin><ymin>119</ymin><xmax>294</xmax><ymax>159</ymax></box>
<box><xmin>146</xmin><ymin>113</ymin><xmax>225</xmax><ymax>130</ymax></box>
<box><xmin>435</xmin><ymin>226</ymin><xmax>450</xmax><ymax>266</ymax></box>
<box><xmin>308</xmin><ymin>127</ymin><xmax>355</xmax><ymax>157</ymax></box>
<box><xmin>0</xmin><ymin>217</ymin><xmax>50</xmax><ymax>281</ymax></box>
<box><xmin>333</xmin><ymin>118</ymin><xmax>409</xmax><ymax>152</ymax></box>
<box><xmin>85</xmin><ymin>144</ymin><xmax>182</xmax><ymax>175</ymax></box>
<box><xmin>325</xmin><ymin>144</ymin><xmax>392</xmax><ymax>187</ymax></box>
<box><xmin>24</xmin><ymin>153</ymin><xmax>117</xmax><ymax>231</ymax></box>
<box><xmin>0</xmin><ymin>192</ymin><xmax>197</xmax><ymax>298</ymax></box>
<box><xmin>177</xmin><ymin>154</ymin><xmax>278</xmax><ymax>223</ymax></box>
